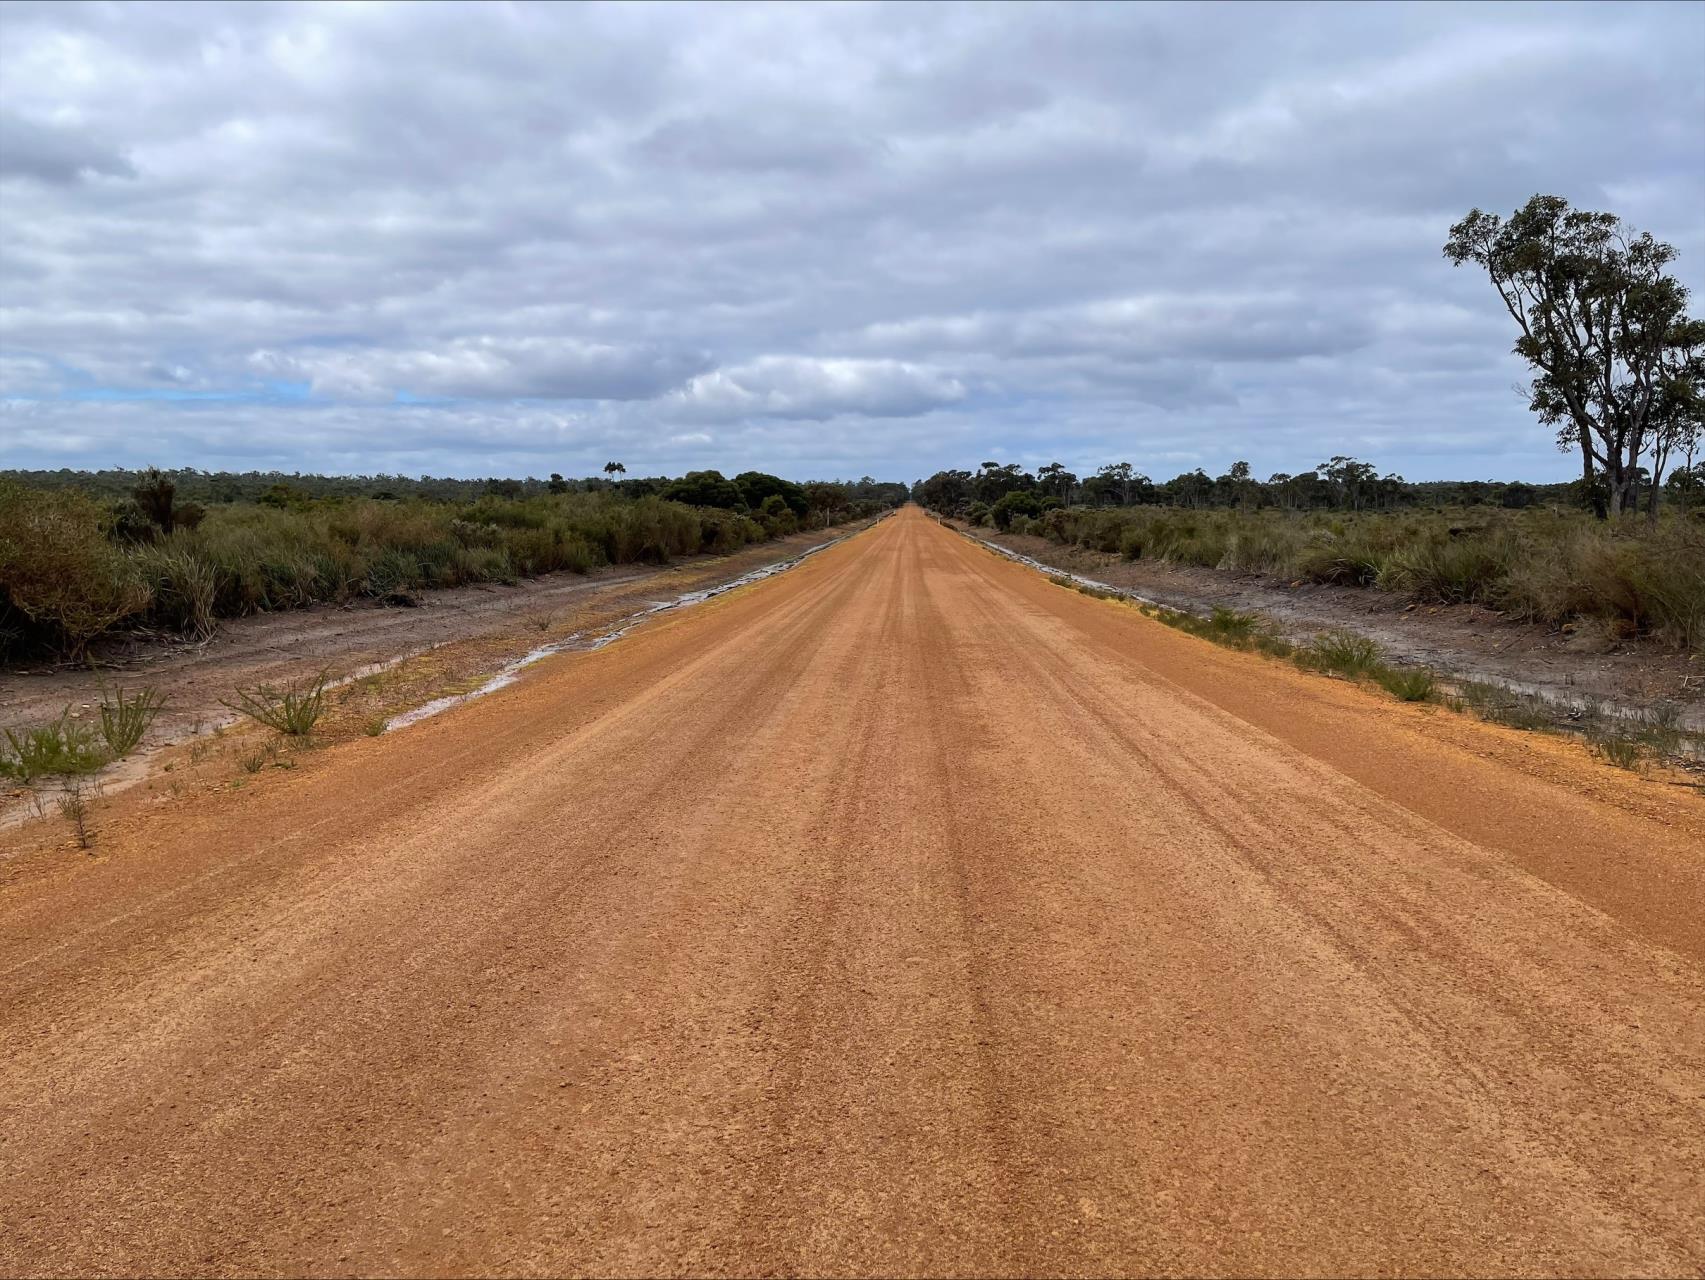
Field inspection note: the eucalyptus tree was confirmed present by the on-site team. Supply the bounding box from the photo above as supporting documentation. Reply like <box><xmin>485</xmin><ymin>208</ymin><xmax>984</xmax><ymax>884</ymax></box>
<box><xmin>1445</xmin><ymin>195</ymin><xmax>1700</xmax><ymax>518</ymax></box>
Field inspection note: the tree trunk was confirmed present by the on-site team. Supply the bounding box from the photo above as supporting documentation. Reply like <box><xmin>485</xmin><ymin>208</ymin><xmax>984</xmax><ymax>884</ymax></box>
<box><xmin>1579</xmin><ymin>432</ymin><xmax>1607</xmax><ymax>520</ymax></box>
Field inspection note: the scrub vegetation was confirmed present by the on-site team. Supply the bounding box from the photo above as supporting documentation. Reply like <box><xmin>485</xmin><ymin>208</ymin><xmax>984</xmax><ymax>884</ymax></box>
<box><xmin>222</xmin><ymin>672</ymin><xmax>331</xmax><ymax>740</ymax></box>
<box><xmin>1</xmin><ymin>684</ymin><xmax>164</xmax><ymax>784</ymax></box>
<box><xmin>1</xmin><ymin>467</ymin><xmax>906</xmax><ymax>663</ymax></box>
<box><xmin>1</xmin><ymin>683</ymin><xmax>168</xmax><ymax>849</ymax></box>
<box><xmin>923</xmin><ymin>465</ymin><xmax>1705</xmax><ymax>651</ymax></box>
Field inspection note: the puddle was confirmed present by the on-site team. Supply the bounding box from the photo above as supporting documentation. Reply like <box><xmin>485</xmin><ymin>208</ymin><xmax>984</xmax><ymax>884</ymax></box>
<box><xmin>386</xmin><ymin>530</ymin><xmax>856</xmax><ymax>733</ymax></box>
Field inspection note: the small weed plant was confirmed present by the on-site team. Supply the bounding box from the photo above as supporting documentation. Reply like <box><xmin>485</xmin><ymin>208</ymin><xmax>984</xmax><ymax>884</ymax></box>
<box><xmin>223</xmin><ymin>670</ymin><xmax>330</xmax><ymax>738</ymax></box>
<box><xmin>1299</xmin><ymin>631</ymin><xmax>1386</xmax><ymax>679</ymax></box>
<box><xmin>1375</xmin><ymin>667</ymin><xmax>1437</xmax><ymax>702</ymax></box>
<box><xmin>97</xmin><ymin>685</ymin><xmax>166</xmax><ymax>756</ymax></box>
<box><xmin>1588</xmin><ymin>731</ymin><xmax>1646</xmax><ymax>772</ymax></box>
<box><xmin>2</xmin><ymin>716</ymin><xmax>108</xmax><ymax>783</ymax></box>
<box><xmin>1206</xmin><ymin>607</ymin><xmax>1261</xmax><ymax>645</ymax></box>
<box><xmin>58</xmin><ymin>776</ymin><xmax>96</xmax><ymax>850</ymax></box>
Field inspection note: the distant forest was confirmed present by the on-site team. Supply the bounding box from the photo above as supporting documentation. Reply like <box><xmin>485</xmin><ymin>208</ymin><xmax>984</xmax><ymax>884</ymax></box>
<box><xmin>912</xmin><ymin>456</ymin><xmax>1705</xmax><ymax>520</ymax></box>
<box><xmin>2</xmin><ymin>467</ymin><xmax>910</xmax><ymax>510</ymax></box>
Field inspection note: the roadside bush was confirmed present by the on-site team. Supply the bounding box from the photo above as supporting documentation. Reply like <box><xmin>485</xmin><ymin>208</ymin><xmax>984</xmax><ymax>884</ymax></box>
<box><xmin>449</xmin><ymin>545</ymin><xmax>515</xmax><ymax>585</ymax></box>
<box><xmin>0</xmin><ymin>483</ymin><xmax>152</xmax><ymax>661</ymax></box>
<box><xmin>1374</xmin><ymin>667</ymin><xmax>1437</xmax><ymax>702</ymax></box>
<box><xmin>133</xmin><ymin>542</ymin><xmax>218</xmax><ymax>639</ymax></box>
<box><xmin>1377</xmin><ymin>534</ymin><xmax>1509</xmax><ymax>604</ymax></box>
<box><xmin>1005</xmin><ymin>501</ymin><xmax>1704</xmax><ymax>651</ymax></box>
<box><xmin>98</xmin><ymin>685</ymin><xmax>167</xmax><ymax>755</ymax></box>
<box><xmin>1</xmin><ymin>479</ymin><xmax>881</xmax><ymax>661</ymax></box>
<box><xmin>1206</xmin><ymin>606</ymin><xmax>1261</xmax><ymax>645</ymax></box>
<box><xmin>365</xmin><ymin>546</ymin><xmax>423</xmax><ymax>599</ymax></box>
<box><xmin>1299</xmin><ymin>630</ymin><xmax>1385</xmax><ymax>678</ymax></box>
<box><xmin>223</xmin><ymin>671</ymin><xmax>330</xmax><ymax>738</ymax></box>
<box><xmin>2</xmin><ymin>715</ymin><xmax>108</xmax><ymax>782</ymax></box>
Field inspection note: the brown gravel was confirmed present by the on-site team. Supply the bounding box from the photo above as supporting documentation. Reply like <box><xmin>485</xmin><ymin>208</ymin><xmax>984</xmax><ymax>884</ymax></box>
<box><xmin>2</xmin><ymin>506</ymin><xmax>1702</xmax><ymax>1277</ymax></box>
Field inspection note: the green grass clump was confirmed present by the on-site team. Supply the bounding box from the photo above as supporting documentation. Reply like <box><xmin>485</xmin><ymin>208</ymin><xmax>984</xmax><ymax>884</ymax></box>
<box><xmin>1453</xmin><ymin>680</ymin><xmax>1560</xmax><ymax>732</ymax></box>
<box><xmin>1298</xmin><ymin>631</ymin><xmax>1385</xmax><ymax>678</ymax></box>
<box><xmin>2</xmin><ymin>716</ymin><xmax>109</xmax><ymax>783</ymax></box>
<box><xmin>98</xmin><ymin>685</ymin><xmax>166</xmax><ymax>755</ymax></box>
<box><xmin>223</xmin><ymin>671</ymin><xmax>330</xmax><ymax>738</ymax></box>
<box><xmin>1374</xmin><ymin>667</ymin><xmax>1437</xmax><ymax>702</ymax></box>
<box><xmin>133</xmin><ymin>543</ymin><xmax>217</xmax><ymax>639</ymax></box>
<box><xmin>1587</xmin><ymin>731</ymin><xmax>1646</xmax><ymax>772</ymax></box>
<box><xmin>1206</xmin><ymin>606</ymin><xmax>1261</xmax><ymax>644</ymax></box>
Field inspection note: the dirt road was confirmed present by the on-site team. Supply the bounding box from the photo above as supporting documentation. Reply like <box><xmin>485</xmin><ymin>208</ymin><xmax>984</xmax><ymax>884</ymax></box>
<box><xmin>3</xmin><ymin>506</ymin><xmax>1702</xmax><ymax>1277</ymax></box>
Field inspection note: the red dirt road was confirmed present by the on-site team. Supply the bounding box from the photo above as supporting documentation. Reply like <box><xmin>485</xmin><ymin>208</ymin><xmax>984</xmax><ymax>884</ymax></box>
<box><xmin>3</xmin><ymin>507</ymin><xmax>1702</xmax><ymax>1277</ymax></box>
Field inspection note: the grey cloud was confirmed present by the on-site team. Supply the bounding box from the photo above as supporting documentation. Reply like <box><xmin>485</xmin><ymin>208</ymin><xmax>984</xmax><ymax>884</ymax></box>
<box><xmin>251</xmin><ymin>338</ymin><xmax>713</xmax><ymax>402</ymax></box>
<box><xmin>0</xmin><ymin>110</ymin><xmax>136</xmax><ymax>183</ymax></box>
<box><xmin>1</xmin><ymin>1</ymin><xmax>1701</xmax><ymax>481</ymax></box>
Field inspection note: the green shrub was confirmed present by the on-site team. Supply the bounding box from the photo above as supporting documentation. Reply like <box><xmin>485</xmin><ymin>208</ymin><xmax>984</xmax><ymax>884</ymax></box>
<box><xmin>1206</xmin><ymin>606</ymin><xmax>1261</xmax><ymax>644</ymax></box>
<box><xmin>222</xmin><ymin>671</ymin><xmax>330</xmax><ymax>738</ymax></box>
<box><xmin>449</xmin><ymin>545</ymin><xmax>515</xmax><ymax>585</ymax></box>
<box><xmin>1377</xmin><ymin>535</ymin><xmax>1509</xmax><ymax>604</ymax></box>
<box><xmin>365</xmin><ymin>547</ymin><xmax>423</xmax><ymax>599</ymax></box>
<box><xmin>2</xmin><ymin>715</ymin><xmax>108</xmax><ymax>782</ymax></box>
<box><xmin>98</xmin><ymin>685</ymin><xmax>166</xmax><ymax>755</ymax></box>
<box><xmin>1299</xmin><ymin>630</ymin><xmax>1385</xmax><ymax>677</ymax></box>
<box><xmin>1374</xmin><ymin>667</ymin><xmax>1437</xmax><ymax>702</ymax></box>
<box><xmin>134</xmin><ymin>542</ymin><xmax>218</xmax><ymax>639</ymax></box>
<box><xmin>0</xmin><ymin>483</ymin><xmax>152</xmax><ymax>660</ymax></box>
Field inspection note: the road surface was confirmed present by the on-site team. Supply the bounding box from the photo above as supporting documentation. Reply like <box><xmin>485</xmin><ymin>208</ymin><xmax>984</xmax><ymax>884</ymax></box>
<box><xmin>3</xmin><ymin>506</ymin><xmax>1702</xmax><ymax>1277</ymax></box>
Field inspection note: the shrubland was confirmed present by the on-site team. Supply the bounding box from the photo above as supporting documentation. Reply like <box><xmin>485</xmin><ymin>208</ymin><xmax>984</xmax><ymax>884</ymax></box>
<box><xmin>920</xmin><ymin>455</ymin><xmax>1704</xmax><ymax>652</ymax></box>
<box><xmin>1002</xmin><ymin>505</ymin><xmax>1703</xmax><ymax>651</ymax></box>
<box><xmin>1</xmin><ymin>469</ymin><xmax>901</xmax><ymax>662</ymax></box>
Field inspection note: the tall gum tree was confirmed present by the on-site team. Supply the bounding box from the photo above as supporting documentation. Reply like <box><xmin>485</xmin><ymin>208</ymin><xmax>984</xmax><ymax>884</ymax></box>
<box><xmin>1445</xmin><ymin>194</ymin><xmax>1700</xmax><ymax>517</ymax></box>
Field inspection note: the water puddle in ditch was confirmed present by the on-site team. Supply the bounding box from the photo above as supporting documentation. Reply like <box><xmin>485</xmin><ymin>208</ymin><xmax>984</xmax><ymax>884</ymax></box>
<box><xmin>385</xmin><ymin>531</ymin><xmax>853</xmax><ymax>732</ymax></box>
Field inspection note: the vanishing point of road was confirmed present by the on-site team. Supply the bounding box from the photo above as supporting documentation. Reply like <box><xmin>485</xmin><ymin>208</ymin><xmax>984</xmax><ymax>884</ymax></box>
<box><xmin>3</xmin><ymin>506</ymin><xmax>1702</xmax><ymax>1277</ymax></box>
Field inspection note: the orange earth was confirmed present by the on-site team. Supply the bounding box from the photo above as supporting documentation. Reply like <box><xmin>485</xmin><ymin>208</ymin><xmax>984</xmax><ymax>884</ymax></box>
<box><xmin>3</xmin><ymin>505</ymin><xmax>1702</xmax><ymax>1277</ymax></box>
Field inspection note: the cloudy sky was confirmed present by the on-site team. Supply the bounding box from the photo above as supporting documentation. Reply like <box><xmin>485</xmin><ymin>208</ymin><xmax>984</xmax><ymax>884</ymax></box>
<box><xmin>2</xmin><ymin>1</ymin><xmax>1702</xmax><ymax>484</ymax></box>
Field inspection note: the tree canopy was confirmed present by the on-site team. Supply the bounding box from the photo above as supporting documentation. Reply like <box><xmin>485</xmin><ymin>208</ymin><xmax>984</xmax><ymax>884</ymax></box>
<box><xmin>1445</xmin><ymin>194</ymin><xmax>1702</xmax><ymax>517</ymax></box>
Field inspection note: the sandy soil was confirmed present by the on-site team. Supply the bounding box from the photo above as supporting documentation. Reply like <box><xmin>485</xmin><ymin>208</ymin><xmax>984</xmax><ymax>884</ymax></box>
<box><xmin>2</xmin><ymin>507</ymin><xmax>1702</xmax><ymax>1276</ymax></box>
<box><xmin>971</xmin><ymin>525</ymin><xmax>1704</xmax><ymax>725</ymax></box>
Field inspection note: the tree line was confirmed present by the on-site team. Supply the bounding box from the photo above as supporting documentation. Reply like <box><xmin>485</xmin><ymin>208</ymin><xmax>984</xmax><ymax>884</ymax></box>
<box><xmin>3</xmin><ymin>466</ymin><xmax>911</xmax><ymax>527</ymax></box>
<box><xmin>908</xmin><ymin>456</ymin><xmax>1679</xmax><ymax>530</ymax></box>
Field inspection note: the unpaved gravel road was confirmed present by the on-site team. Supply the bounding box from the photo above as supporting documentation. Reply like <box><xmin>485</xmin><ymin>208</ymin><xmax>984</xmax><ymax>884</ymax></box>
<box><xmin>3</xmin><ymin>506</ymin><xmax>1703</xmax><ymax>1278</ymax></box>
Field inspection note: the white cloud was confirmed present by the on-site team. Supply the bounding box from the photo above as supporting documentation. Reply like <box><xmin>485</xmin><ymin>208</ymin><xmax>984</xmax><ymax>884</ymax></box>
<box><xmin>671</xmin><ymin>356</ymin><xmax>965</xmax><ymax>421</ymax></box>
<box><xmin>0</xmin><ymin>0</ymin><xmax>1700</xmax><ymax>480</ymax></box>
